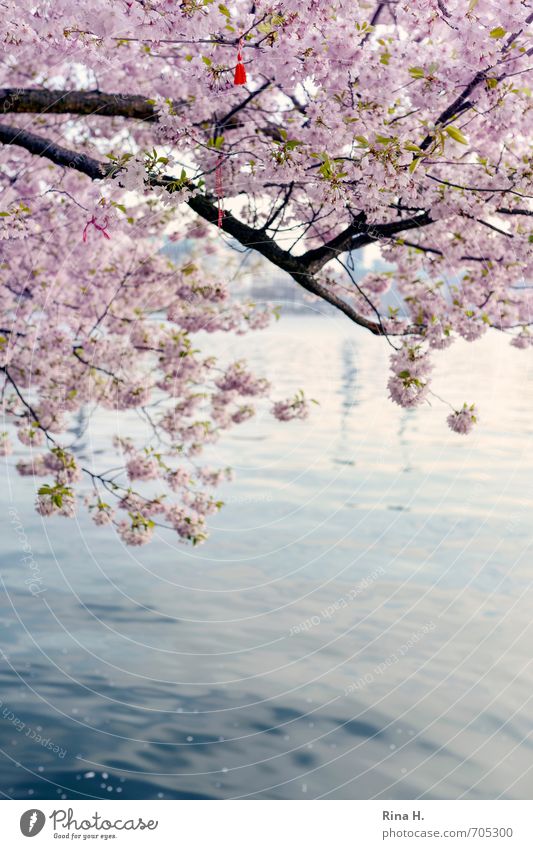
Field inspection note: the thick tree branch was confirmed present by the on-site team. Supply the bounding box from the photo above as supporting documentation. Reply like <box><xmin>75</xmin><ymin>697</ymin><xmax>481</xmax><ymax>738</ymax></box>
<box><xmin>0</xmin><ymin>86</ymin><xmax>277</xmax><ymax>138</ymax></box>
<box><xmin>146</xmin><ymin>190</ymin><xmax>391</xmax><ymax>333</ymax></box>
<box><xmin>0</xmin><ymin>123</ymin><xmax>109</xmax><ymax>179</ymax></box>
<box><xmin>0</xmin><ymin>121</ymin><xmax>390</xmax><ymax>334</ymax></box>
<box><xmin>301</xmin><ymin>211</ymin><xmax>434</xmax><ymax>272</ymax></box>
<box><xmin>0</xmin><ymin>89</ymin><xmax>163</xmax><ymax>121</ymax></box>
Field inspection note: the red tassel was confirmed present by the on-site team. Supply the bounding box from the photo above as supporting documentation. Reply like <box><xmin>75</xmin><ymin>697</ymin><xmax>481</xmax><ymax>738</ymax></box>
<box><xmin>234</xmin><ymin>38</ymin><xmax>247</xmax><ymax>86</ymax></box>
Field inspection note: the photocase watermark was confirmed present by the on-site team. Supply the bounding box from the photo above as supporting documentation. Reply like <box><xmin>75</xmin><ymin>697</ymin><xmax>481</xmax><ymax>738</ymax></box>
<box><xmin>52</xmin><ymin>807</ymin><xmax>158</xmax><ymax>835</ymax></box>
<box><xmin>0</xmin><ymin>699</ymin><xmax>66</xmax><ymax>759</ymax></box>
<box><xmin>288</xmin><ymin>566</ymin><xmax>386</xmax><ymax>637</ymax></box>
<box><xmin>8</xmin><ymin>508</ymin><xmax>46</xmax><ymax>596</ymax></box>
<box><xmin>20</xmin><ymin>809</ymin><xmax>46</xmax><ymax>837</ymax></box>
<box><xmin>223</xmin><ymin>493</ymin><xmax>274</xmax><ymax>505</ymax></box>
<box><xmin>19</xmin><ymin>807</ymin><xmax>159</xmax><ymax>838</ymax></box>
<box><xmin>344</xmin><ymin>621</ymin><xmax>436</xmax><ymax>694</ymax></box>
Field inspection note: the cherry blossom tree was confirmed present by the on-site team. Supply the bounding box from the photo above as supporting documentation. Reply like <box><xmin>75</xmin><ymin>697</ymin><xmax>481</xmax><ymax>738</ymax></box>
<box><xmin>0</xmin><ymin>1</ymin><xmax>531</xmax><ymax>544</ymax></box>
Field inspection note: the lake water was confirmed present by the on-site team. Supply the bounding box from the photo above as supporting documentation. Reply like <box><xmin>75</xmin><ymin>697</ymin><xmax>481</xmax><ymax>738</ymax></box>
<box><xmin>1</xmin><ymin>310</ymin><xmax>533</xmax><ymax>800</ymax></box>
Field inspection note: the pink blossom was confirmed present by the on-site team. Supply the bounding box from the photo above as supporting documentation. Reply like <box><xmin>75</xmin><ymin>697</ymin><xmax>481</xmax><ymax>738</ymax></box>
<box><xmin>117</xmin><ymin>519</ymin><xmax>154</xmax><ymax>546</ymax></box>
<box><xmin>16</xmin><ymin>425</ymin><xmax>45</xmax><ymax>447</ymax></box>
<box><xmin>232</xmin><ymin>406</ymin><xmax>255</xmax><ymax>424</ymax></box>
<box><xmin>272</xmin><ymin>392</ymin><xmax>310</xmax><ymax>422</ymax></box>
<box><xmin>447</xmin><ymin>404</ymin><xmax>478</xmax><ymax>435</ymax></box>
<box><xmin>1</xmin><ymin>0</ymin><xmax>531</xmax><ymax>544</ymax></box>
<box><xmin>126</xmin><ymin>454</ymin><xmax>160</xmax><ymax>481</ymax></box>
<box><xmin>216</xmin><ymin>362</ymin><xmax>270</xmax><ymax>396</ymax></box>
<box><xmin>44</xmin><ymin>449</ymin><xmax>81</xmax><ymax>483</ymax></box>
<box><xmin>388</xmin><ymin>375</ymin><xmax>430</xmax><ymax>408</ymax></box>
<box><xmin>511</xmin><ymin>332</ymin><xmax>532</xmax><ymax>349</ymax></box>
<box><xmin>198</xmin><ymin>467</ymin><xmax>233</xmax><ymax>486</ymax></box>
<box><xmin>165</xmin><ymin>504</ymin><xmax>207</xmax><ymax>544</ymax></box>
<box><xmin>35</xmin><ymin>491</ymin><xmax>76</xmax><ymax>518</ymax></box>
<box><xmin>119</xmin><ymin>386</ymin><xmax>153</xmax><ymax>408</ymax></box>
<box><xmin>165</xmin><ymin>468</ymin><xmax>191</xmax><ymax>492</ymax></box>
<box><xmin>35</xmin><ymin>495</ymin><xmax>57</xmax><ymax>517</ymax></box>
<box><xmin>17</xmin><ymin>457</ymin><xmax>48</xmax><ymax>477</ymax></box>
<box><xmin>92</xmin><ymin>507</ymin><xmax>114</xmax><ymax>526</ymax></box>
<box><xmin>388</xmin><ymin>345</ymin><xmax>432</xmax><ymax>408</ymax></box>
<box><xmin>0</xmin><ymin>433</ymin><xmax>13</xmax><ymax>456</ymax></box>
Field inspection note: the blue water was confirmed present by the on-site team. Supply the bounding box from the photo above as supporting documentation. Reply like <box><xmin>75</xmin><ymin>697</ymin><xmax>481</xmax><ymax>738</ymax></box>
<box><xmin>1</xmin><ymin>312</ymin><xmax>533</xmax><ymax>800</ymax></box>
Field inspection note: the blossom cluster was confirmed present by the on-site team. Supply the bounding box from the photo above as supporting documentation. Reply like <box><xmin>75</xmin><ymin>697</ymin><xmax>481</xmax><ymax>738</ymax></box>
<box><xmin>1</xmin><ymin>0</ymin><xmax>532</xmax><ymax>538</ymax></box>
<box><xmin>0</xmin><ymin>191</ymin><xmax>308</xmax><ymax>544</ymax></box>
<box><xmin>388</xmin><ymin>346</ymin><xmax>432</xmax><ymax>409</ymax></box>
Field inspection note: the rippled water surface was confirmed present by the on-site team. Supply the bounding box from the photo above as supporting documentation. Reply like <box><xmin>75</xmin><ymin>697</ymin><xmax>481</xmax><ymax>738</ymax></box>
<box><xmin>2</xmin><ymin>312</ymin><xmax>533</xmax><ymax>800</ymax></box>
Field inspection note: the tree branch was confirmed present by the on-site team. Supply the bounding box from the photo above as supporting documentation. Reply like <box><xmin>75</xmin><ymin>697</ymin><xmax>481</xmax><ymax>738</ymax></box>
<box><xmin>0</xmin><ymin>123</ymin><xmax>109</xmax><ymax>179</ymax></box>
<box><xmin>0</xmin><ymin>86</ymin><xmax>276</xmax><ymax>138</ymax></box>
<box><xmin>301</xmin><ymin>211</ymin><xmax>433</xmax><ymax>272</ymax></box>
<box><xmin>419</xmin><ymin>71</ymin><xmax>486</xmax><ymax>150</ymax></box>
<box><xmin>0</xmin><ymin>121</ymin><xmax>391</xmax><ymax>334</ymax></box>
<box><xmin>0</xmin><ymin>89</ymin><xmax>163</xmax><ymax>121</ymax></box>
<box><xmin>162</xmin><ymin>191</ymin><xmax>389</xmax><ymax>333</ymax></box>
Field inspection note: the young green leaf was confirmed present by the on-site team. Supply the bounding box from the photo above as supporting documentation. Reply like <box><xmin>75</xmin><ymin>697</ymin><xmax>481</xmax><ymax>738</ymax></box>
<box><xmin>445</xmin><ymin>125</ymin><xmax>468</xmax><ymax>145</ymax></box>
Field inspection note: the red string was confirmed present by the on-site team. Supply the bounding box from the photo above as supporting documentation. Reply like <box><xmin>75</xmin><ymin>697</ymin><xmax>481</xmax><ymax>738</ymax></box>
<box><xmin>215</xmin><ymin>156</ymin><xmax>224</xmax><ymax>228</ymax></box>
<box><xmin>234</xmin><ymin>37</ymin><xmax>246</xmax><ymax>86</ymax></box>
<box><xmin>82</xmin><ymin>215</ymin><xmax>111</xmax><ymax>243</ymax></box>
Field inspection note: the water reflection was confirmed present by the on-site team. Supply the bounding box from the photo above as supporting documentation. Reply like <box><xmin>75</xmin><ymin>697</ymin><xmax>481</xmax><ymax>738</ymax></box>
<box><xmin>1</xmin><ymin>314</ymin><xmax>533</xmax><ymax>799</ymax></box>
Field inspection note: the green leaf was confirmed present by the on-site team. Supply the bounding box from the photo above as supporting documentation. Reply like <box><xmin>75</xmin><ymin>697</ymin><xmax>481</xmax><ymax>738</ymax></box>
<box><xmin>489</xmin><ymin>26</ymin><xmax>506</xmax><ymax>38</ymax></box>
<box><xmin>208</xmin><ymin>135</ymin><xmax>225</xmax><ymax>150</ymax></box>
<box><xmin>445</xmin><ymin>125</ymin><xmax>468</xmax><ymax>145</ymax></box>
<box><xmin>409</xmin><ymin>67</ymin><xmax>425</xmax><ymax>79</ymax></box>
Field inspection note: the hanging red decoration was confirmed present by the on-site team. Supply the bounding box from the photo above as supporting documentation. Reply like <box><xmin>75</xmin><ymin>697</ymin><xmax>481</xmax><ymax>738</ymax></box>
<box><xmin>234</xmin><ymin>37</ymin><xmax>246</xmax><ymax>86</ymax></box>
<box><xmin>82</xmin><ymin>215</ymin><xmax>111</xmax><ymax>243</ymax></box>
<box><xmin>215</xmin><ymin>155</ymin><xmax>224</xmax><ymax>228</ymax></box>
